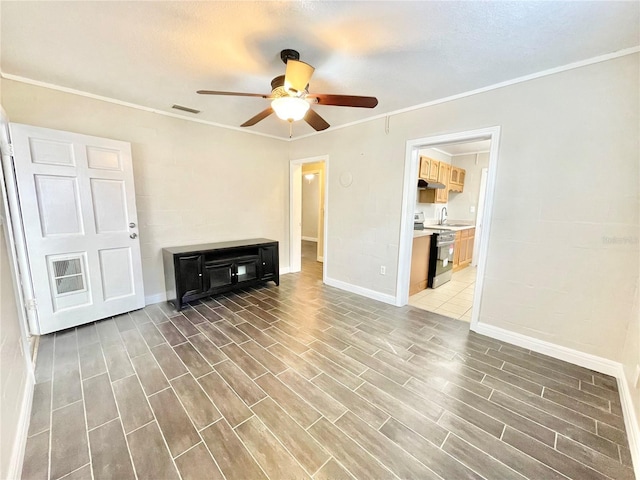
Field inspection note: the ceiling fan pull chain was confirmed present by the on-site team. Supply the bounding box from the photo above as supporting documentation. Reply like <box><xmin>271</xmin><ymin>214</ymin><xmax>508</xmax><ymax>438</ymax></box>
<box><xmin>289</xmin><ymin>120</ymin><xmax>293</xmax><ymax>139</ymax></box>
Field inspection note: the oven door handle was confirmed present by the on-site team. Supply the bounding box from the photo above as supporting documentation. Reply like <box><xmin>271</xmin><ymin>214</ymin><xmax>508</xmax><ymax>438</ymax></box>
<box><xmin>437</xmin><ymin>241</ymin><xmax>455</xmax><ymax>247</ymax></box>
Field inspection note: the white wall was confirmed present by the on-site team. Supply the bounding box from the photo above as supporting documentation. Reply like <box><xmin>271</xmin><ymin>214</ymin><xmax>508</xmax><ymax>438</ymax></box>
<box><xmin>416</xmin><ymin>148</ymin><xmax>451</xmax><ymax>224</ymax></box>
<box><xmin>1</xmin><ymin>79</ymin><xmax>289</xmax><ymax>303</ymax></box>
<box><xmin>447</xmin><ymin>152</ymin><xmax>490</xmax><ymax>222</ymax></box>
<box><xmin>0</xmin><ymin>198</ymin><xmax>32</xmax><ymax>479</ymax></box>
<box><xmin>289</xmin><ymin>53</ymin><xmax>639</xmax><ymax>365</ymax></box>
<box><xmin>301</xmin><ymin>174</ymin><xmax>319</xmax><ymax>239</ymax></box>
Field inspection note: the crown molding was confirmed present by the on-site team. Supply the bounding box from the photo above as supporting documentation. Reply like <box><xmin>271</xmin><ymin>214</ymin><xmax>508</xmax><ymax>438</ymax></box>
<box><xmin>2</xmin><ymin>45</ymin><xmax>638</xmax><ymax>143</ymax></box>
<box><xmin>292</xmin><ymin>45</ymin><xmax>640</xmax><ymax>141</ymax></box>
<box><xmin>0</xmin><ymin>72</ymin><xmax>288</xmax><ymax>142</ymax></box>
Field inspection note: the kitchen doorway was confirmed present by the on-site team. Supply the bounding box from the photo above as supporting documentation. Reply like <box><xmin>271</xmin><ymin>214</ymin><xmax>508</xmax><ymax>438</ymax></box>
<box><xmin>397</xmin><ymin>127</ymin><xmax>501</xmax><ymax>330</ymax></box>
<box><xmin>289</xmin><ymin>156</ymin><xmax>328</xmax><ymax>281</ymax></box>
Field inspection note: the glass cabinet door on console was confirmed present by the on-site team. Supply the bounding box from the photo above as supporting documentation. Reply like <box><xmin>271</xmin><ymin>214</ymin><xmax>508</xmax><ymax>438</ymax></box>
<box><xmin>235</xmin><ymin>256</ymin><xmax>259</xmax><ymax>283</ymax></box>
<box><xmin>204</xmin><ymin>260</ymin><xmax>234</xmax><ymax>292</ymax></box>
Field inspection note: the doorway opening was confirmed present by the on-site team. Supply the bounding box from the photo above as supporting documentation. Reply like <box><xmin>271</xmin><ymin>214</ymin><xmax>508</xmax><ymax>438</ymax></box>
<box><xmin>289</xmin><ymin>156</ymin><xmax>328</xmax><ymax>283</ymax></box>
<box><xmin>397</xmin><ymin>127</ymin><xmax>500</xmax><ymax>330</ymax></box>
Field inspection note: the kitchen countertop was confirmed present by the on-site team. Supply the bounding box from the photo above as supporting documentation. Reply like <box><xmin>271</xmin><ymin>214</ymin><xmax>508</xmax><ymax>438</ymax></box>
<box><xmin>413</xmin><ymin>230</ymin><xmax>434</xmax><ymax>238</ymax></box>
<box><xmin>423</xmin><ymin>224</ymin><xmax>475</xmax><ymax>232</ymax></box>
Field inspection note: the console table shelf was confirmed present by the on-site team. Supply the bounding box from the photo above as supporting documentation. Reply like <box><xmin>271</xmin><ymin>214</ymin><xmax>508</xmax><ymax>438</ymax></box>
<box><xmin>162</xmin><ymin>238</ymin><xmax>279</xmax><ymax>310</ymax></box>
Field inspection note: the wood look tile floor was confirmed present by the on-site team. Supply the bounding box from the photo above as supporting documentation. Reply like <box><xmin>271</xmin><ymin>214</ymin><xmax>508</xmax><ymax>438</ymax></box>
<box><xmin>22</xmin><ymin>249</ymin><xmax>635</xmax><ymax>480</ymax></box>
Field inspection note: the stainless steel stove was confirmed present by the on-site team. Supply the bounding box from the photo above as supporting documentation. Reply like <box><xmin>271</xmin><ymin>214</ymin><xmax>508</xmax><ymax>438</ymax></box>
<box><xmin>428</xmin><ymin>230</ymin><xmax>456</xmax><ymax>288</ymax></box>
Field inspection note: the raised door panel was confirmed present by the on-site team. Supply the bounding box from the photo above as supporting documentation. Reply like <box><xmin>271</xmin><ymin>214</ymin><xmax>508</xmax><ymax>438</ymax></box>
<box><xmin>419</xmin><ymin>157</ymin><xmax>430</xmax><ymax>180</ymax></box>
<box><xmin>427</xmin><ymin>159</ymin><xmax>439</xmax><ymax>182</ymax></box>
<box><xmin>34</xmin><ymin>174</ymin><xmax>84</xmax><ymax>236</ymax></box>
<box><xmin>458</xmin><ymin>235</ymin><xmax>468</xmax><ymax>264</ymax></box>
<box><xmin>453</xmin><ymin>234</ymin><xmax>461</xmax><ymax>268</ymax></box>
<box><xmin>458</xmin><ymin>169</ymin><xmax>466</xmax><ymax>191</ymax></box>
<box><xmin>466</xmin><ymin>229</ymin><xmax>475</xmax><ymax>263</ymax></box>
<box><xmin>450</xmin><ymin>167</ymin><xmax>459</xmax><ymax>185</ymax></box>
<box><xmin>178</xmin><ymin>255</ymin><xmax>204</xmax><ymax>301</ymax></box>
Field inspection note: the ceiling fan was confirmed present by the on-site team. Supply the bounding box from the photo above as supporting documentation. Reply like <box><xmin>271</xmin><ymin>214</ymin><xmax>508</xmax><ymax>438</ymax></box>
<box><xmin>197</xmin><ymin>49</ymin><xmax>378</xmax><ymax>133</ymax></box>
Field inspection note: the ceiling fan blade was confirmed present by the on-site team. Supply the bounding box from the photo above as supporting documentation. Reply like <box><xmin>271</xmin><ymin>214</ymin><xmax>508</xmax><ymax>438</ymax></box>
<box><xmin>241</xmin><ymin>107</ymin><xmax>274</xmax><ymax>127</ymax></box>
<box><xmin>304</xmin><ymin>108</ymin><xmax>330</xmax><ymax>131</ymax></box>
<box><xmin>197</xmin><ymin>90</ymin><xmax>271</xmax><ymax>98</ymax></box>
<box><xmin>307</xmin><ymin>93</ymin><xmax>378</xmax><ymax>108</ymax></box>
<box><xmin>285</xmin><ymin>60</ymin><xmax>315</xmax><ymax>94</ymax></box>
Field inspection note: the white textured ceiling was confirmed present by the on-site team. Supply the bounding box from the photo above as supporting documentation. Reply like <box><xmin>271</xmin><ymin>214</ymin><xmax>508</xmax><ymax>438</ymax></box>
<box><xmin>1</xmin><ymin>1</ymin><xmax>638</xmax><ymax>139</ymax></box>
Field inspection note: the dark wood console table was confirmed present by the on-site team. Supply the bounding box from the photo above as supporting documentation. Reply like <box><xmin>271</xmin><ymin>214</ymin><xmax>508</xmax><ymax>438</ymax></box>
<box><xmin>162</xmin><ymin>238</ymin><xmax>279</xmax><ymax>310</ymax></box>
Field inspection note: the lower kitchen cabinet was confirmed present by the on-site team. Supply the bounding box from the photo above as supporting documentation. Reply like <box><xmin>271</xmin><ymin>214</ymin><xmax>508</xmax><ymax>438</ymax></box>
<box><xmin>163</xmin><ymin>238</ymin><xmax>279</xmax><ymax>310</ymax></box>
<box><xmin>453</xmin><ymin>228</ymin><xmax>475</xmax><ymax>272</ymax></box>
<box><xmin>410</xmin><ymin>235</ymin><xmax>431</xmax><ymax>295</ymax></box>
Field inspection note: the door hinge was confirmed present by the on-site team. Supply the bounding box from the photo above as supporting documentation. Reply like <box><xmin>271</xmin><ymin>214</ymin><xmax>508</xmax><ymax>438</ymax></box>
<box><xmin>26</xmin><ymin>298</ymin><xmax>38</xmax><ymax>311</ymax></box>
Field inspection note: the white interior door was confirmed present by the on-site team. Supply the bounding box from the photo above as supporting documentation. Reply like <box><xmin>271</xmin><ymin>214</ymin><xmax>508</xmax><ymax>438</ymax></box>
<box><xmin>10</xmin><ymin>123</ymin><xmax>144</xmax><ymax>334</ymax></box>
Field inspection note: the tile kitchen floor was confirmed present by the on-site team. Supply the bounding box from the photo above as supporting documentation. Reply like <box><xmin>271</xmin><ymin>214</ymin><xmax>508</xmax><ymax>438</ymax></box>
<box><xmin>22</xmin><ymin>260</ymin><xmax>635</xmax><ymax>480</ymax></box>
<box><xmin>410</xmin><ymin>266</ymin><xmax>477</xmax><ymax>322</ymax></box>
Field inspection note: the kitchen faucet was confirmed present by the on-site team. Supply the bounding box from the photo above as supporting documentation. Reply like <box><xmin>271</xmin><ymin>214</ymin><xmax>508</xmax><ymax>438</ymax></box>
<box><xmin>439</xmin><ymin>207</ymin><xmax>448</xmax><ymax>225</ymax></box>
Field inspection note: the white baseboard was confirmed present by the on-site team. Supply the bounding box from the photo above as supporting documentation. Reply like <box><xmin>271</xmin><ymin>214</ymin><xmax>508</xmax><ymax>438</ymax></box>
<box><xmin>301</xmin><ymin>236</ymin><xmax>318</xmax><ymax>242</ymax></box>
<box><xmin>145</xmin><ymin>292</ymin><xmax>167</xmax><ymax>305</ymax></box>
<box><xmin>472</xmin><ymin>322</ymin><xmax>621</xmax><ymax>376</ymax></box>
<box><xmin>617</xmin><ymin>367</ymin><xmax>640</xmax><ymax>479</ymax></box>
<box><xmin>324</xmin><ymin>276</ymin><xmax>397</xmax><ymax>306</ymax></box>
<box><xmin>473</xmin><ymin>322</ymin><xmax>639</xmax><ymax>478</ymax></box>
<box><xmin>7</xmin><ymin>371</ymin><xmax>35</xmax><ymax>480</ymax></box>
<box><xmin>279</xmin><ymin>267</ymin><xmax>291</xmax><ymax>275</ymax></box>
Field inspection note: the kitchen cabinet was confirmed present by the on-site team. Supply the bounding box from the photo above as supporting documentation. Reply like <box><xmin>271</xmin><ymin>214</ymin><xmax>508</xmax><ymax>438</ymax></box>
<box><xmin>163</xmin><ymin>238</ymin><xmax>279</xmax><ymax>310</ymax></box>
<box><xmin>419</xmin><ymin>156</ymin><xmax>431</xmax><ymax>180</ymax></box>
<box><xmin>418</xmin><ymin>160</ymin><xmax>450</xmax><ymax>204</ymax></box>
<box><xmin>453</xmin><ymin>234</ymin><xmax>461</xmax><ymax>267</ymax></box>
<box><xmin>419</xmin><ymin>156</ymin><xmax>440</xmax><ymax>182</ymax></box>
<box><xmin>449</xmin><ymin>166</ymin><xmax>466</xmax><ymax>193</ymax></box>
<box><xmin>452</xmin><ymin>228</ymin><xmax>475</xmax><ymax>271</ymax></box>
<box><xmin>435</xmin><ymin>163</ymin><xmax>450</xmax><ymax>203</ymax></box>
<box><xmin>409</xmin><ymin>234</ymin><xmax>431</xmax><ymax>295</ymax></box>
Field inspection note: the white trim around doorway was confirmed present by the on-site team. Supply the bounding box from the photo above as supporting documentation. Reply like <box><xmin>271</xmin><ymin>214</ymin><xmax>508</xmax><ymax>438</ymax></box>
<box><xmin>396</xmin><ymin>126</ymin><xmax>501</xmax><ymax>330</ymax></box>
<box><xmin>289</xmin><ymin>155</ymin><xmax>328</xmax><ymax>285</ymax></box>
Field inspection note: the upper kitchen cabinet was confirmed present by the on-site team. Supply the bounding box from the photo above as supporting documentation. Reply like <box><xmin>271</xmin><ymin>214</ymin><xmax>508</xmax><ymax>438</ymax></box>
<box><xmin>418</xmin><ymin>159</ymin><xmax>450</xmax><ymax>203</ymax></box>
<box><xmin>419</xmin><ymin>156</ymin><xmax>430</xmax><ymax>180</ymax></box>
<box><xmin>449</xmin><ymin>166</ymin><xmax>466</xmax><ymax>193</ymax></box>
<box><xmin>419</xmin><ymin>156</ymin><xmax>440</xmax><ymax>182</ymax></box>
<box><xmin>435</xmin><ymin>163</ymin><xmax>450</xmax><ymax>203</ymax></box>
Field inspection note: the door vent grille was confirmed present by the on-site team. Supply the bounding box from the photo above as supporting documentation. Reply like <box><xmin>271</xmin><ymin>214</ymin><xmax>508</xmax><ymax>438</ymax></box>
<box><xmin>172</xmin><ymin>104</ymin><xmax>201</xmax><ymax>114</ymax></box>
<box><xmin>52</xmin><ymin>258</ymin><xmax>85</xmax><ymax>294</ymax></box>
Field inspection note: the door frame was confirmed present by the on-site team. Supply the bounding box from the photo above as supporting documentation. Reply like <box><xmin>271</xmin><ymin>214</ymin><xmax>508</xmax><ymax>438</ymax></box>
<box><xmin>0</xmin><ymin>107</ymin><xmax>37</xmax><ymax>338</ymax></box>
<box><xmin>300</xmin><ymin>166</ymin><xmax>324</xmax><ymax>261</ymax></box>
<box><xmin>396</xmin><ymin>126</ymin><xmax>501</xmax><ymax>330</ymax></box>
<box><xmin>289</xmin><ymin>155</ymin><xmax>328</xmax><ymax>282</ymax></box>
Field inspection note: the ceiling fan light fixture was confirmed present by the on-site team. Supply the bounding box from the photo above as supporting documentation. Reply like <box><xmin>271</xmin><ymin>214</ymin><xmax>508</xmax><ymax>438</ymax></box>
<box><xmin>271</xmin><ymin>96</ymin><xmax>310</xmax><ymax>122</ymax></box>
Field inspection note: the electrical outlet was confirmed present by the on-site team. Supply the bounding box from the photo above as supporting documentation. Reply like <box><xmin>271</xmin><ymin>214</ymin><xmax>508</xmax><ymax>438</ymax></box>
<box><xmin>380</xmin><ymin>266</ymin><xmax>386</xmax><ymax>275</ymax></box>
<box><xmin>635</xmin><ymin>364</ymin><xmax>640</xmax><ymax>389</ymax></box>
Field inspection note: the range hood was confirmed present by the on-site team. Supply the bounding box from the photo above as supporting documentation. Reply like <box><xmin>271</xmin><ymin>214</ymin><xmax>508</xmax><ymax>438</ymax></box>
<box><xmin>417</xmin><ymin>179</ymin><xmax>446</xmax><ymax>190</ymax></box>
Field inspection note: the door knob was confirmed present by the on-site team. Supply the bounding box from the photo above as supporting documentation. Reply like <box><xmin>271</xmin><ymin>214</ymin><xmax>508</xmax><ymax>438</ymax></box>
<box><xmin>129</xmin><ymin>222</ymin><xmax>136</xmax><ymax>228</ymax></box>
<box><xmin>129</xmin><ymin>233</ymin><xmax>137</xmax><ymax>239</ymax></box>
